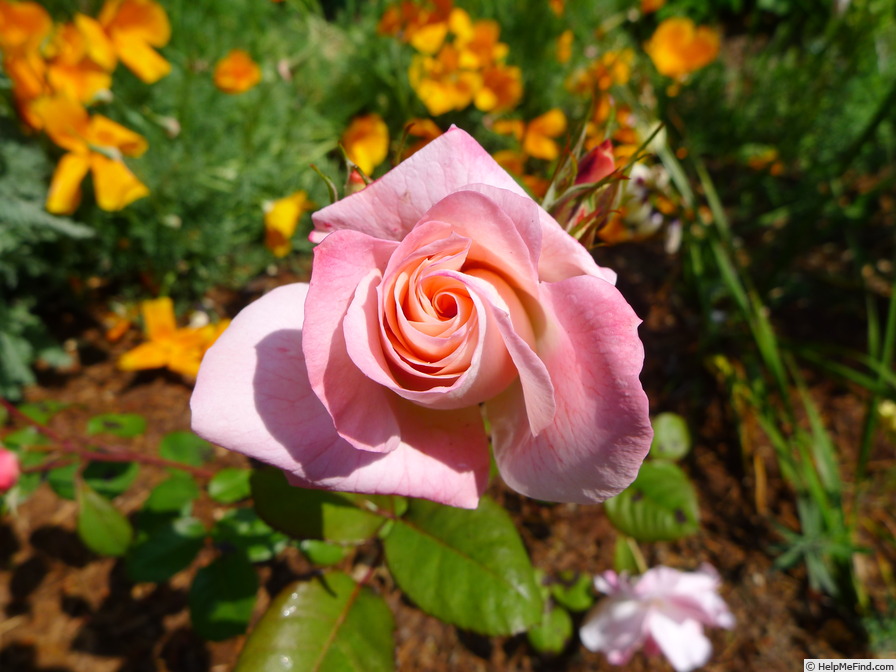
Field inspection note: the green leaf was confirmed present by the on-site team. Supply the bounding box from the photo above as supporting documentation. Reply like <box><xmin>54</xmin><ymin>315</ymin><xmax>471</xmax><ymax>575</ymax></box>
<box><xmin>126</xmin><ymin>516</ymin><xmax>206</xmax><ymax>583</ymax></box>
<box><xmin>211</xmin><ymin>508</ymin><xmax>289</xmax><ymax>563</ymax></box>
<box><xmin>649</xmin><ymin>413</ymin><xmax>692</xmax><ymax>461</ymax></box>
<box><xmin>604</xmin><ymin>461</ymin><xmax>700</xmax><ymax>542</ymax></box>
<box><xmin>47</xmin><ymin>462</ymin><xmax>79</xmax><ymax>500</ymax></box>
<box><xmin>143</xmin><ymin>471</ymin><xmax>200</xmax><ymax>514</ymax></box>
<box><xmin>208</xmin><ymin>467</ymin><xmax>251</xmax><ymax>503</ymax></box>
<box><xmin>159</xmin><ymin>431</ymin><xmax>213</xmax><ymax>466</ymax></box>
<box><xmin>383</xmin><ymin>497</ymin><xmax>542</xmax><ymax>636</ymax></box>
<box><xmin>2</xmin><ymin>426</ymin><xmax>49</xmax><ymax>449</ymax></box>
<box><xmin>17</xmin><ymin>400</ymin><xmax>67</xmax><ymax>424</ymax></box>
<box><xmin>86</xmin><ymin>413</ymin><xmax>146</xmax><ymax>438</ymax></box>
<box><xmin>83</xmin><ymin>460</ymin><xmax>139</xmax><ymax>499</ymax></box>
<box><xmin>299</xmin><ymin>539</ymin><xmax>349</xmax><ymax>566</ymax></box>
<box><xmin>550</xmin><ymin>572</ymin><xmax>594</xmax><ymax>613</ymax></box>
<box><xmin>189</xmin><ymin>552</ymin><xmax>258</xmax><ymax>641</ymax></box>
<box><xmin>76</xmin><ymin>481</ymin><xmax>133</xmax><ymax>556</ymax></box>
<box><xmin>235</xmin><ymin>573</ymin><xmax>394</xmax><ymax>672</ymax></box>
<box><xmin>527</xmin><ymin>605</ymin><xmax>573</xmax><ymax>655</ymax></box>
<box><xmin>613</xmin><ymin>535</ymin><xmax>642</xmax><ymax>574</ymax></box>
<box><xmin>250</xmin><ymin>467</ymin><xmax>388</xmax><ymax>542</ymax></box>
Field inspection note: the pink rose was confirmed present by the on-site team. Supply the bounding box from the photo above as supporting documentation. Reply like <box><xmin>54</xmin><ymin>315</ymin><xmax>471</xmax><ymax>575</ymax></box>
<box><xmin>191</xmin><ymin>127</ymin><xmax>652</xmax><ymax>508</ymax></box>
<box><xmin>0</xmin><ymin>447</ymin><xmax>20</xmax><ymax>492</ymax></box>
<box><xmin>580</xmin><ymin>565</ymin><xmax>735</xmax><ymax>672</ymax></box>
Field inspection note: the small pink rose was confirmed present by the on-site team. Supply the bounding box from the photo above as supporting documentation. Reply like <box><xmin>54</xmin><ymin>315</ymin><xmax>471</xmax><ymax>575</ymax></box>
<box><xmin>0</xmin><ymin>447</ymin><xmax>20</xmax><ymax>492</ymax></box>
<box><xmin>580</xmin><ymin>565</ymin><xmax>735</xmax><ymax>672</ymax></box>
<box><xmin>191</xmin><ymin>127</ymin><xmax>652</xmax><ymax>508</ymax></box>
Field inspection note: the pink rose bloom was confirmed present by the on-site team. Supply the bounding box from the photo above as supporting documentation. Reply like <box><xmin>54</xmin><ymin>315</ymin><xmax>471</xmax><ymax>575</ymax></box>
<box><xmin>580</xmin><ymin>565</ymin><xmax>735</xmax><ymax>672</ymax></box>
<box><xmin>191</xmin><ymin>127</ymin><xmax>652</xmax><ymax>508</ymax></box>
<box><xmin>0</xmin><ymin>447</ymin><xmax>20</xmax><ymax>492</ymax></box>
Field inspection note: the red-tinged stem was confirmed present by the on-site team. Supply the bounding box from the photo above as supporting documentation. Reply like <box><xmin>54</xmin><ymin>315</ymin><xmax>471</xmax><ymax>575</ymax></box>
<box><xmin>1</xmin><ymin>398</ymin><xmax>216</xmax><ymax>480</ymax></box>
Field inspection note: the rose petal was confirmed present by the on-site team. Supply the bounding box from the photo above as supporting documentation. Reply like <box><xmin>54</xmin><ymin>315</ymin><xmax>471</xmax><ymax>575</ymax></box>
<box><xmin>191</xmin><ymin>283</ymin><xmax>488</xmax><ymax>508</ymax></box>
<box><xmin>311</xmin><ymin>126</ymin><xmax>529</xmax><ymax>242</ymax></box>
<box><xmin>487</xmin><ymin>275</ymin><xmax>652</xmax><ymax>503</ymax></box>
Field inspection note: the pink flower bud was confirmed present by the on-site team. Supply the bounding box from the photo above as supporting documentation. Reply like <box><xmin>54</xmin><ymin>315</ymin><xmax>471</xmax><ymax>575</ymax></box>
<box><xmin>0</xmin><ymin>448</ymin><xmax>20</xmax><ymax>492</ymax></box>
<box><xmin>576</xmin><ymin>139</ymin><xmax>616</xmax><ymax>185</ymax></box>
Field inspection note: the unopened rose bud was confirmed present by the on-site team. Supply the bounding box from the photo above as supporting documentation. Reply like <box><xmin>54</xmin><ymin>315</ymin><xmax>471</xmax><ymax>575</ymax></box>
<box><xmin>0</xmin><ymin>448</ymin><xmax>20</xmax><ymax>492</ymax></box>
<box><xmin>576</xmin><ymin>139</ymin><xmax>616</xmax><ymax>185</ymax></box>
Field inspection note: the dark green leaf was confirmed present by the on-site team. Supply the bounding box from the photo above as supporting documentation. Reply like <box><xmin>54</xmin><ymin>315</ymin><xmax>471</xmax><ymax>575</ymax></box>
<box><xmin>159</xmin><ymin>431</ymin><xmax>213</xmax><ymax>466</ymax></box>
<box><xmin>126</xmin><ymin>517</ymin><xmax>206</xmax><ymax>583</ymax></box>
<box><xmin>251</xmin><ymin>467</ymin><xmax>388</xmax><ymax>542</ymax></box>
<box><xmin>650</xmin><ymin>413</ymin><xmax>692</xmax><ymax>461</ymax></box>
<box><xmin>47</xmin><ymin>462</ymin><xmax>79</xmax><ymax>500</ymax></box>
<box><xmin>235</xmin><ymin>573</ymin><xmax>394</xmax><ymax>672</ymax></box>
<box><xmin>604</xmin><ymin>461</ymin><xmax>700</xmax><ymax>542</ymax></box>
<box><xmin>76</xmin><ymin>481</ymin><xmax>133</xmax><ymax>556</ymax></box>
<box><xmin>208</xmin><ymin>467</ymin><xmax>251</xmax><ymax>503</ymax></box>
<box><xmin>299</xmin><ymin>539</ymin><xmax>349</xmax><ymax>566</ymax></box>
<box><xmin>86</xmin><ymin>413</ymin><xmax>146</xmax><ymax>438</ymax></box>
<box><xmin>189</xmin><ymin>552</ymin><xmax>258</xmax><ymax>641</ymax></box>
<box><xmin>527</xmin><ymin>605</ymin><xmax>573</xmax><ymax>655</ymax></box>
<box><xmin>211</xmin><ymin>508</ymin><xmax>289</xmax><ymax>563</ymax></box>
<box><xmin>383</xmin><ymin>497</ymin><xmax>542</xmax><ymax>636</ymax></box>
<box><xmin>83</xmin><ymin>460</ymin><xmax>139</xmax><ymax>499</ymax></box>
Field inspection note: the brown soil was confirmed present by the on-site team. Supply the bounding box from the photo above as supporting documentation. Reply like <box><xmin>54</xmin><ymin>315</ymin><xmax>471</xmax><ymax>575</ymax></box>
<box><xmin>1</xmin><ymin>242</ymin><xmax>894</xmax><ymax>672</ymax></box>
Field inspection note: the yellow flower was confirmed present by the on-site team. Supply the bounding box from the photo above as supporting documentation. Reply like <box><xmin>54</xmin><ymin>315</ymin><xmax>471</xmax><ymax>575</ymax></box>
<box><xmin>645</xmin><ymin>17</ymin><xmax>720</xmax><ymax>79</ymax></box>
<box><xmin>378</xmin><ymin>0</ymin><xmax>453</xmax><ymax>54</ymax></box>
<box><xmin>556</xmin><ymin>29</ymin><xmax>573</xmax><ymax>64</ymax></box>
<box><xmin>496</xmin><ymin>109</ymin><xmax>568</xmax><ymax>161</ymax></box>
<box><xmin>402</xmin><ymin>117</ymin><xmax>443</xmax><ymax>158</ymax></box>
<box><xmin>264</xmin><ymin>191</ymin><xmax>314</xmax><ymax>258</ymax></box>
<box><xmin>98</xmin><ymin>0</ymin><xmax>171</xmax><ymax>84</ymax></box>
<box><xmin>118</xmin><ymin>298</ymin><xmax>229</xmax><ymax>379</ymax></box>
<box><xmin>32</xmin><ymin>95</ymin><xmax>149</xmax><ymax>214</ymax></box>
<box><xmin>409</xmin><ymin>44</ymin><xmax>481</xmax><ymax>115</ymax></box>
<box><xmin>475</xmin><ymin>63</ymin><xmax>522</xmax><ymax>112</ymax></box>
<box><xmin>341</xmin><ymin>113</ymin><xmax>390</xmax><ymax>175</ymax></box>
<box><xmin>567</xmin><ymin>49</ymin><xmax>633</xmax><ymax>95</ymax></box>
<box><xmin>44</xmin><ymin>19</ymin><xmax>115</xmax><ymax>104</ymax></box>
<box><xmin>213</xmin><ymin>49</ymin><xmax>262</xmax><ymax>95</ymax></box>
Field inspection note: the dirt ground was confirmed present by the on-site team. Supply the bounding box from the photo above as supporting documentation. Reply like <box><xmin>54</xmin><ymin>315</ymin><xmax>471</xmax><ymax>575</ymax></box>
<box><xmin>1</xmin><ymin>241</ymin><xmax>894</xmax><ymax>672</ymax></box>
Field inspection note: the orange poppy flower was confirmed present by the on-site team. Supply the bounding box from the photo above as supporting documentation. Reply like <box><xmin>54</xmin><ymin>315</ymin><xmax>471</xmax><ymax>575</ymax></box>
<box><xmin>32</xmin><ymin>95</ymin><xmax>149</xmax><ymax>214</ymax></box>
<box><xmin>98</xmin><ymin>0</ymin><xmax>171</xmax><ymax>83</ymax></box>
<box><xmin>118</xmin><ymin>297</ymin><xmax>229</xmax><ymax>379</ymax></box>
<box><xmin>341</xmin><ymin>113</ymin><xmax>389</xmax><ymax>175</ymax></box>
<box><xmin>213</xmin><ymin>49</ymin><xmax>262</xmax><ymax>94</ymax></box>
<box><xmin>44</xmin><ymin>18</ymin><xmax>115</xmax><ymax>104</ymax></box>
<box><xmin>645</xmin><ymin>17</ymin><xmax>720</xmax><ymax>79</ymax></box>
<box><xmin>264</xmin><ymin>191</ymin><xmax>314</xmax><ymax>257</ymax></box>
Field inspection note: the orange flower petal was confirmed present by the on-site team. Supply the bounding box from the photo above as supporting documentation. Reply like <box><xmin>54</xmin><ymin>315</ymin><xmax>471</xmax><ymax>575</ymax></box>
<box><xmin>341</xmin><ymin>114</ymin><xmax>389</xmax><ymax>176</ymax></box>
<box><xmin>89</xmin><ymin>154</ymin><xmax>149</xmax><ymax>211</ymax></box>
<box><xmin>46</xmin><ymin>152</ymin><xmax>90</xmax><ymax>215</ymax></box>
<box><xmin>112</xmin><ymin>34</ymin><xmax>171</xmax><ymax>83</ymax></box>
<box><xmin>30</xmin><ymin>96</ymin><xmax>90</xmax><ymax>153</ymax></box>
<box><xmin>88</xmin><ymin>114</ymin><xmax>148</xmax><ymax>156</ymax></box>
<box><xmin>213</xmin><ymin>49</ymin><xmax>262</xmax><ymax>94</ymax></box>
<box><xmin>100</xmin><ymin>0</ymin><xmax>171</xmax><ymax>47</ymax></box>
<box><xmin>118</xmin><ymin>341</ymin><xmax>171</xmax><ymax>371</ymax></box>
<box><xmin>264</xmin><ymin>191</ymin><xmax>313</xmax><ymax>257</ymax></box>
<box><xmin>140</xmin><ymin>297</ymin><xmax>176</xmax><ymax>339</ymax></box>
<box><xmin>74</xmin><ymin>14</ymin><xmax>118</xmax><ymax>71</ymax></box>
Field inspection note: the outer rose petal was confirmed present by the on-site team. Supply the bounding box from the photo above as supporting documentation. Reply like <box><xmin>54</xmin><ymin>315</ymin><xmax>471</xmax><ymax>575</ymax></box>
<box><xmin>487</xmin><ymin>275</ymin><xmax>652</xmax><ymax>503</ymax></box>
<box><xmin>191</xmin><ymin>283</ymin><xmax>489</xmax><ymax>508</ymax></box>
<box><xmin>311</xmin><ymin>126</ymin><xmax>528</xmax><ymax>242</ymax></box>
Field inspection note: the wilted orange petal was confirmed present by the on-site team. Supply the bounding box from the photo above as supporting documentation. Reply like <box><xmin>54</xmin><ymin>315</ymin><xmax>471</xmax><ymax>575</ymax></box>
<box><xmin>88</xmin><ymin>115</ymin><xmax>148</xmax><ymax>156</ymax></box>
<box><xmin>213</xmin><ymin>49</ymin><xmax>261</xmax><ymax>94</ymax></box>
<box><xmin>341</xmin><ymin>114</ymin><xmax>389</xmax><ymax>176</ymax></box>
<box><xmin>89</xmin><ymin>154</ymin><xmax>149</xmax><ymax>211</ymax></box>
<box><xmin>140</xmin><ymin>296</ymin><xmax>176</xmax><ymax>339</ymax></box>
<box><xmin>46</xmin><ymin>152</ymin><xmax>90</xmax><ymax>214</ymax></box>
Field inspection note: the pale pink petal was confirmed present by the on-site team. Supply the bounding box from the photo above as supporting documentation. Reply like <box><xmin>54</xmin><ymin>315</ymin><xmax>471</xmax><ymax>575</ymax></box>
<box><xmin>487</xmin><ymin>275</ymin><xmax>652</xmax><ymax>503</ymax></box>
<box><xmin>640</xmin><ymin>565</ymin><xmax>735</xmax><ymax>629</ymax></box>
<box><xmin>579</xmin><ymin>596</ymin><xmax>648</xmax><ymax>664</ymax></box>
<box><xmin>302</xmin><ymin>230</ymin><xmax>401</xmax><ymax>453</ymax></box>
<box><xmin>311</xmin><ymin>126</ymin><xmax>529</xmax><ymax>241</ymax></box>
<box><xmin>646</xmin><ymin>614</ymin><xmax>713</xmax><ymax>672</ymax></box>
<box><xmin>191</xmin><ymin>283</ymin><xmax>488</xmax><ymax>508</ymax></box>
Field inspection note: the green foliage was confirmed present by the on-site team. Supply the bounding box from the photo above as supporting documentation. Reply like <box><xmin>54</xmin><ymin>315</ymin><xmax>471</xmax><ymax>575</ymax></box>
<box><xmin>87</xmin><ymin>413</ymin><xmax>147</xmax><ymax>438</ymax></box>
<box><xmin>208</xmin><ymin>467</ymin><xmax>252</xmax><ymax>503</ymax></box>
<box><xmin>649</xmin><ymin>412</ymin><xmax>692</xmax><ymax>461</ymax></box>
<box><xmin>189</xmin><ymin>552</ymin><xmax>259</xmax><ymax>641</ymax></box>
<box><xmin>235</xmin><ymin>573</ymin><xmax>395</xmax><ymax>672</ymax></box>
<box><xmin>527</xmin><ymin>605</ymin><xmax>573</xmax><ymax>656</ymax></box>
<box><xmin>76</xmin><ymin>481</ymin><xmax>134</xmax><ymax>557</ymax></box>
<box><xmin>127</xmin><ymin>516</ymin><xmax>206</xmax><ymax>583</ymax></box>
<box><xmin>211</xmin><ymin>508</ymin><xmax>289</xmax><ymax>563</ymax></box>
<box><xmin>250</xmin><ymin>467</ymin><xmax>390</xmax><ymax>542</ymax></box>
<box><xmin>605</xmin><ymin>461</ymin><xmax>700</xmax><ymax>542</ymax></box>
<box><xmin>158</xmin><ymin>431</ymin><xmax>213</xmax><ymax>466</ymax></box>
<box><xmin>383</xmin><ymin>497</ymin><xmax>543</xmax><ymax>636</ymax></box>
